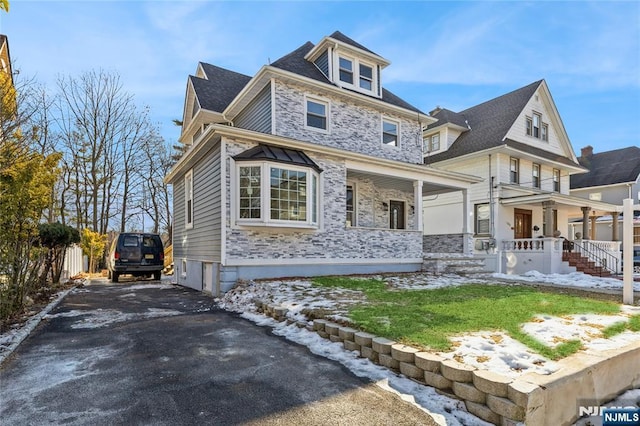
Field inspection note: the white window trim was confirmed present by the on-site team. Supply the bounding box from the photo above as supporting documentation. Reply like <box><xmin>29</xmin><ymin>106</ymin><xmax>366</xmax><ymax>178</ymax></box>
<box><xmin>346</xmin><ymin>181</ymin><xmax>357</xmax><ymax>227</ymax></box>
<box><xmin>333</xmin><ymin>52</ymin><xmax>379</xmax><ymax>97</ymax></box>
<box><xmin>304</xmin><ymin>95</ymin><xmax>330</xmax><ymax>134</ymax></box>
<box><xmin>381</xmin><ymin>116</ymin><xmax>400</xmax><ymax>148</ymax></box>
<box><xmin>235</xmin><ymin>161</ymin><xmax>320</xmax><ymax>229</ymax></box>
<box><xmin>184</xmin><ymin>170</ymin><xmax>194</xmax><ymax>229</ymax></box>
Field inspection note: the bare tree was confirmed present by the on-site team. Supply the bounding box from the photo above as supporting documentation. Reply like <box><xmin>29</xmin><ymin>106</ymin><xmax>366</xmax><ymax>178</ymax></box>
<box><xmin>55</xmin><ymin>69</ymin><xmax>155</xmax><ymax>234</ymax></box>
<box><xmin>136</xmin><ymin>131</ymin><xmax>173</xmax><ymax>239</ymax></box>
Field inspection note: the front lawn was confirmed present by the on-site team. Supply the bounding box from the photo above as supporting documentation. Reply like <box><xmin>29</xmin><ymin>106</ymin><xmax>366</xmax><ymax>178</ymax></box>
<box><xmin>312</xmin><ymin>277</ymin><xmax>636</xmax><ymax>360</ymax></box>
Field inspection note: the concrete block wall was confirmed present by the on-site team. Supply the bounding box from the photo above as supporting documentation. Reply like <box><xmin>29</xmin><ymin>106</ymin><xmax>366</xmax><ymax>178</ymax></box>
<box><xmin>256</xmin><ymin>299</ymin><xmax>640</xmax><ymax>425</ymax></box>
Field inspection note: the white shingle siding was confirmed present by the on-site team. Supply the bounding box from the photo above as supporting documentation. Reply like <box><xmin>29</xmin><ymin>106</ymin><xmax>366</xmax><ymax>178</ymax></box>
<box><xmin>272</xmin><ymin>81</ymin><xmax>423</xmax><ymax>164</ymax></box>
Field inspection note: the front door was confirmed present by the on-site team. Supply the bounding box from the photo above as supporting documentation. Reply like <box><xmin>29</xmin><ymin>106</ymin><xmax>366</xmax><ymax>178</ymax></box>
<box><xmin>389</xmin><ymin>200</ymin><xmax>405</xmax><ymax>230</ymax></box>
<box><xmin>514</xmin><ymin>209</ymin><xmax>532</xmax><ymax>239</ymax></box>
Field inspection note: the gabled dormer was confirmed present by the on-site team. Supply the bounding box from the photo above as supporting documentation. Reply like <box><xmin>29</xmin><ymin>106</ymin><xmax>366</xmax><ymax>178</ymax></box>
<box><xmin>304</xmin><ymin>31</ymin><xmax>390</xmax><ymax>99</ymax></box>
<box><xmin>423</xmin><ymin>107</ymin><xmax>470</xmax><ymax>155</ymax></box>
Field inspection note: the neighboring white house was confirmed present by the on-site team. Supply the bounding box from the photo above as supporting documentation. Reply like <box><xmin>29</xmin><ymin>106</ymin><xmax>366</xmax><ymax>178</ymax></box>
<box><xmin>569</xmin><ymin>145</ymin><xmax>640</xmax><ymax>246</ymax></box>
<box><xmin>421</xmin><ymin>80</ymin><xmax>620</xmax><ymax>275</ymax></box>
<box><xmin>165</xmin><ymin>32</ymin><xmax>482</xmax><ymax>294</ymax></box>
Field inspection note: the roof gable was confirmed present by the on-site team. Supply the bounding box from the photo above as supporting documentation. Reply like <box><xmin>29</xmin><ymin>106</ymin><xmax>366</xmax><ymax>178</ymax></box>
<box><xmin>191</xmin><ymin>63</ymin><xmax>252</xmax><ymax>113</ymax></box>
<box><xmin>571</xmin><ymin>146</ymin><xmax>640</xmax><ymax>189</ymax></box>
<box><xmin>425</xmin><ymin>80</ymin><xmax>580</xmax><ymax>168</ymax></box>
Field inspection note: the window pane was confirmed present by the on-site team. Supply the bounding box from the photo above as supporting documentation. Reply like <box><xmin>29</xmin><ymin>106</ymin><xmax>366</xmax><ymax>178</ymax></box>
<box><xmin>270</xmin><ymin>167</ymin><xmax>307</xmax><ymax>221</ymax></box>
<box><xmin>238</xmin><ymin>166</ymin><xmax>261</xmax><ymax>219</ymax></box>
<box><xmin>476</xmin><ymin>204</ymin><xmax>490</xmax><ymax>234</ymax></box>
<box><xmin>339</xmin><ymin>57</ymin><xmax>353</xmax><ymax>84</ymax></box>
<box><xmin>307</xmin><ymin>100</ymin><xmax>325</xmax><ymax>116</ymax></box>
<box><xmin>359</xmin><ymin>64</ymin><xmax>373</xmax><ymax>90</ymax></box>
<box><xmin>431</xmin><ymin>134</ymin><xmax>440</xmax><ymax>151</ymax></box>
<box><xmin>307</xmin><ymin>100</ymin><xmax>327</xmax><ymax>130</ymax></box>
<box><xmin>383</xmin><ymin>121</ymin><xmax>398</xmax><ymax>146</ymax></box>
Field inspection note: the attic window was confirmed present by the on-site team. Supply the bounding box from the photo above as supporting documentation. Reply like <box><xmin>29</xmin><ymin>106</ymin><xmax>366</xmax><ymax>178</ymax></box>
<box><xmin>335</xmin><ymin>54</ymin><xmax>378</xmax><ymax>97</ymax></box>
<box><xmin>339</xmin><ymin>57</ymin><xmax>353</xmax><ymax>84</ymax></box>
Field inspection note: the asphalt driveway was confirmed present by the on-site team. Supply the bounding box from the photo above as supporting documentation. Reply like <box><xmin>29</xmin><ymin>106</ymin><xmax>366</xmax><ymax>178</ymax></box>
<box><xmin>0</xmin><ymin>280</ymin><xmax>438</xmax><ymax>425</ymax></box>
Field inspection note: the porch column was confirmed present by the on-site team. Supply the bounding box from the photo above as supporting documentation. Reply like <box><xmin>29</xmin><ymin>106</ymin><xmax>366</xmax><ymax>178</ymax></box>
<box><xmin>611</xmin><ymin>211</ymin><xmax>619</xmax><ymax>241</ymax></box>
<box><xmin>414</xmin><ymin>180</ymin><xmax>423</xmax><ymax>232</ymax></box>
<box><xmin>543</xmin><ymin>201</ymin><xmax>555</xmax><ymax>237</ymax></box>
<box><xmin>581</xmin><ymin>206</ymin><xmax>590</xmax><ymax>240</ymax></box>
<box><xmin>462</xmin><ymin>188</ymin><xmax>472</xmax><ymax>255</ymax></box>
<box><xmin>590</xmin><ymin>214</ymin><xmax>597</xmax><ymax>240</ymax></box>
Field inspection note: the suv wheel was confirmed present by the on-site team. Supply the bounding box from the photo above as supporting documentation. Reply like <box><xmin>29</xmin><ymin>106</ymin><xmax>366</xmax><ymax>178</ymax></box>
<box><xmin>153</xmin><ymin>271</ymin><xmax>161</xmax><ymax>281</ymax></box>
<box><xmin>111</xmin><ymin>272</ymin><xmax>119</xmax><ymax>283</ymax></box>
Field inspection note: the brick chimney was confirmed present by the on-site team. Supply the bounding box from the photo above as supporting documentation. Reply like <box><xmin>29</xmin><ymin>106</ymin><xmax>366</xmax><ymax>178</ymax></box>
<box><xmin>580</xmin><ymin>145</ymin><xmax>593</xmax><ymax>159</ymax></box>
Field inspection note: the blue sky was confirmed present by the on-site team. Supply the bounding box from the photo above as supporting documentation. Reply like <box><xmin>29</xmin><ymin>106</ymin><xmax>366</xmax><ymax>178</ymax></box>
<box><xmin>1</xmin><ymin>1</ymin><xmax>638</xmax><ymax>155</ymax></box>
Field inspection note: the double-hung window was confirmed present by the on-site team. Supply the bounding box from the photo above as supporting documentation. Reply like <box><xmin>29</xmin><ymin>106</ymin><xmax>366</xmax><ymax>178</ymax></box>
<box><xmin>359</xmin><ymin>63</ymin><xmax>373</xmax><ymax>91</ymax></box>
<box><xmin>382</xmin><ymin>118</ymin><xmax>399</xmax><ymax>147</ymax></box>
<box><xmin>336</xmin><ymin>55</ymin><xmax>377</xmax><ymax>96</ymax></box>
<box><xmin>510</xmin><ymin>158</ymin><xmax>520</xmax><ymax>184</ymax></box>
<box><xmin>237</xmin><ymin>162</ymin><xmax>320</xmax><ymax>227</ymax></box>
<box><xmin>184</xmin><ymin>170</ymin><xmax>193</xmax><ymax>228</ymax></box>
<box><xmin>553</xmin><ymin>169</ymin><xmax>561</xmax><ymax>192</ymax></box>
<box><xmin>306</xmin><ymin>98</ymin><xmax>328</xmax><ymax>131</ymax></box>
<box><xmin>475</xmin><ymin>204</ymin><xmax>490</xmax><ymax>236</ymax></box>
<box><xmin>533</xmin><ymin>113</ymin><xmax>541</xmax><ymax>138</ymax></box>
<box><xmin>339</xmin><ymin>57</ymin><xmax>354</xmax><ymax>84</ymax></box>
<box><xmin>346</xmin><ymin>184</ymin><xmax>355</xmax><ymax>226</ymax></box>
<box><xmin>532</xmin><ymin>163</ymin><xmax>541</xmax><ymax>188</ymax></box>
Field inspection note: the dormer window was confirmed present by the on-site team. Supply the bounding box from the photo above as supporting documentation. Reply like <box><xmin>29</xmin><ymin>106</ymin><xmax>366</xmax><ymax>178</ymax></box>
<box><xmin>424</xmin><ymin>133</ymin><xmax>440</xmax><ymax>153</ymax></box>
<box><xmin>335</xmin><ymin>54</ymin><xmax>378</xmax><ymax>96</ymax></box>
<box><xmin>359</xmin><ymin>64</ymin><xmax>373</xmax><ymax>90</ymax></box>
<box><xmin>339</xmin><ymin>57</ymin><xmax>353</xmax><ymax>84</ymax></box>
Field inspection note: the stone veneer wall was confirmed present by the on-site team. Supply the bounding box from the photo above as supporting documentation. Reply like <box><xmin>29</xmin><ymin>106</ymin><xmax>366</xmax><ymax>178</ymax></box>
<box><xmin>256</xmin><ymin>300</ymin><xmax>640</xmax><ymax>426</ymax></box>
<box><xmin>272</xmin><ymin>80</ymin><xmax>424</xmax><ymax>164</ymax></box>
<box><xmin>224</xmin><ymin>139</ymin><xmax>422</xmax><ymax>262</ymax></box>
<box><xmin>423</xmin><ymin>233</ymin><xmax>464</xmax><ymax>253</ymax></box>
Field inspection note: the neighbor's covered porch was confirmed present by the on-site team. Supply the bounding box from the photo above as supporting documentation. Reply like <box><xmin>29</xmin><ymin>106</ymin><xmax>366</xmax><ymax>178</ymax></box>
<box><xmin>498</xmin><ymin>192</ymin><xmax>622</xmax><ymax>275</ymax></box>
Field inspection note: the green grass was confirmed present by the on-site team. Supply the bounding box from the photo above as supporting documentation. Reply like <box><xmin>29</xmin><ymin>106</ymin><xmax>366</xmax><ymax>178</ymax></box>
<box><xmin>602</xmin><ymin>315</ymin><xmax>640</xmax><ymax>338</ymax></box>
<box><xmin>312</xmin><ymin>277</ymin><xmax>625</xmax><ymax>360</ymax></box>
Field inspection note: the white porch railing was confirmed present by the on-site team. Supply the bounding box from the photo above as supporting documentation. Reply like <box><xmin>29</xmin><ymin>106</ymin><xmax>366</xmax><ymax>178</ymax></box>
<box><xmin>500</xmin><ymin>238</ymin><xmax>564</xmax><ymax>275</ymax></box>
<box><xmin>501</xmin><ymin>238</ymin><xmax>557</xmax><ymax>252</ymax></box>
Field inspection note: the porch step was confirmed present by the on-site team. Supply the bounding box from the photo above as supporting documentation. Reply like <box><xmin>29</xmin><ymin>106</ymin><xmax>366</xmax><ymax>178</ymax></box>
<box><xmin>422</xmin><ymin>255</ymin><xmax>485</xmax><ymax>276</ymax></box>
<box><xmin>562</xmin><ymin>253</ymin><xmax>611</xmax><ymax>278</ymax></box>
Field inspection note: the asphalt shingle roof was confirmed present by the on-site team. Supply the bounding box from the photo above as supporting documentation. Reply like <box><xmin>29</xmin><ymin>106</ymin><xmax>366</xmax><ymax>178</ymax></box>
<box><xmin>190</xmin><ymin>63</ymin><xmax>252</xmax><ymax>113</ymax></box>
<box><xmin>190</xmin><ymin>32</ymin><xmax>425</xmax><ymax>117</ymax></box>
<box><xmin>423</xmin><ymin>80</ymin><xmax>579</xmax><ymax>167</ymax></box>
<box><xmin>271</xmin><ymin>38</ymin><xmax>423</xmax><ymax>114</ymax></box>
<box><xmin>570</xmin><ymin>146</ymin><xmax>640</xmax><ymax>189</ymax></box>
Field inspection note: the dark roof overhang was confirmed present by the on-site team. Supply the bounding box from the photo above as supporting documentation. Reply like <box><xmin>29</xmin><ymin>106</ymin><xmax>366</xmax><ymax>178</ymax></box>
<box><xmin>233</xmin><ymin>144</ymin><xmax>323</xmax><ymax>173</ymax></box>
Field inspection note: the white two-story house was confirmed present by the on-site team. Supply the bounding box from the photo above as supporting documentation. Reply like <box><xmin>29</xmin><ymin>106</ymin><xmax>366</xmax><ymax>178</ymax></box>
<box><xmin>165</xmin><ymin>32</ymin><xmax>482</xmax><ymax>294</ymax></box>
<box><xmin>421</xmin><ymin>80</ymin><xmax>620</xmax><ymax>275</ymax></box>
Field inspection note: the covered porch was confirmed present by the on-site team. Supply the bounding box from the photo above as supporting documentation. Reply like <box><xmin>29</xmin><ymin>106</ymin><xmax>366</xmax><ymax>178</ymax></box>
<box><xmin>498</xmin><ymin>191</ymin><xmax>621</xmax><ymax>275</ymax></box>
<box><xmin>345</xmin><ymin>159</ymin><xmax>482</xmax><ymax>257</ymax></box>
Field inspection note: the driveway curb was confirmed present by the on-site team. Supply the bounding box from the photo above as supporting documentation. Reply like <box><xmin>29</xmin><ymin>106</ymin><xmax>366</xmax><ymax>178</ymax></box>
<box><xmin>0</xmin><ymin>287</ymin><xmax>75</xmax><ymax>365</ymax></box>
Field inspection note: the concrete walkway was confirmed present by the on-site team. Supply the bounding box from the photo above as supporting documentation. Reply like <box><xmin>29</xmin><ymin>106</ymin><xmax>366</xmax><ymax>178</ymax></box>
<box><xmin>0</xmin><ymin>280</ymin><xmax>438</xmax><ymax>425</ymax></box>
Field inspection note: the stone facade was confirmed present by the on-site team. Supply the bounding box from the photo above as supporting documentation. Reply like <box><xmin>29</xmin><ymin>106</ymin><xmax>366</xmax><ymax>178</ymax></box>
<box><xmin>224</xmin><ymin>139</ymin><xmax>422</xmax><ymax>263</ymax></box>
<box><xmin>273</xmin><ymin>81</ymin><xmax>423</xmax><ymax>164</ymax></box>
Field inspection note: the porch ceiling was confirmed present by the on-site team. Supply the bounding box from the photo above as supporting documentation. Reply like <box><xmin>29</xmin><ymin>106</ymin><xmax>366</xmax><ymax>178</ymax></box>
<box><xmin>500</xmin><ymin>192</ymin><xmax>621</xmax><ymax>214</ymax></box>
<box><xmin>346</xmin><ymin>170</ymin><xmax>462</xmax><ymax>195</ymax></box>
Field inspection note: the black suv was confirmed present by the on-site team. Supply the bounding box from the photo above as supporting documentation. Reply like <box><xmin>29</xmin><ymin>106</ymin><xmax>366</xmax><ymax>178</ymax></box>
<box><xmin>107</xmin><ymin>233</ymin><xmax>164</xmax><ymax>282</ymax></box>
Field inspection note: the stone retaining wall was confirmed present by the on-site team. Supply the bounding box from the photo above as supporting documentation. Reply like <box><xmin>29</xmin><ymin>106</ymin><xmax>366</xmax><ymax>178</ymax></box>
<box><xmin>255</xmin><ymin>299</ymin><xmax>640</xmax><ymax>425</ymax></box>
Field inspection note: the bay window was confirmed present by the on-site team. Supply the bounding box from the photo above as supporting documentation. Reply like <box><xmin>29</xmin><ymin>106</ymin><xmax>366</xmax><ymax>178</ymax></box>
<box><xmin>236</xmin><ymin>162</ymin><xmax>320</xmax><ymax>227</ymax></box>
